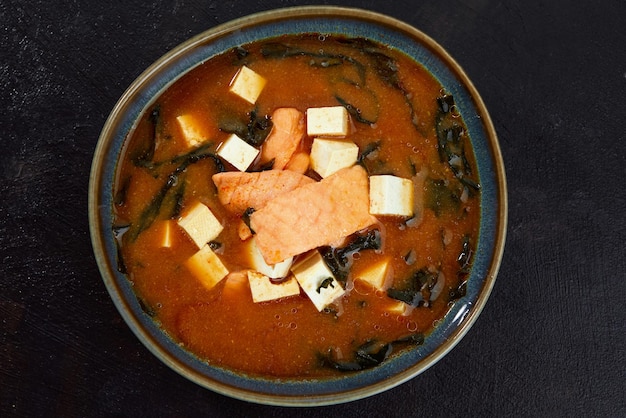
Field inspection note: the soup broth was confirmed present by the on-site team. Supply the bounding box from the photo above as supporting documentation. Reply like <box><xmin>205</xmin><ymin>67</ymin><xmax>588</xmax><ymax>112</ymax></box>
<box><xmin>113</xmin><ymin>34</ymin><xmax>480</xmax><ymax>378</ymax></box>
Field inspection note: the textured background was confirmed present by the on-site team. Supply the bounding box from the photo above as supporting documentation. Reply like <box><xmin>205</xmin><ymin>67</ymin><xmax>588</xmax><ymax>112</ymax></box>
<box><xmin>1</xmin><ymin>0</ymin><xmax>625</xmax><ymax>416</ymax></box>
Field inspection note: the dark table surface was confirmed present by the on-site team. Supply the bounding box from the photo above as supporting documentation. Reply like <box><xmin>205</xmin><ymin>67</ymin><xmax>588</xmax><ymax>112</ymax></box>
<box><xmin>2</xmin><ymin>0</ymin><xmax>625</xmax><ymax>416</ymax></box>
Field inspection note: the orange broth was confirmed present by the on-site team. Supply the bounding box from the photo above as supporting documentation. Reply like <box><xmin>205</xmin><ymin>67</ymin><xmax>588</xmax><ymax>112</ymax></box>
<box><xmin>113</xmin><ymin>34</ymin><xmax>480</xmax><ymax>378</ymax></box>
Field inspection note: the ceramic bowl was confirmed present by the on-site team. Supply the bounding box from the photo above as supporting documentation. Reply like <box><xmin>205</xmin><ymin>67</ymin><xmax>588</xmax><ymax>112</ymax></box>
<box><xmin>89</xmin><ymin>6</ymin><xmax>507</xmax><ymax>406</ymax></box>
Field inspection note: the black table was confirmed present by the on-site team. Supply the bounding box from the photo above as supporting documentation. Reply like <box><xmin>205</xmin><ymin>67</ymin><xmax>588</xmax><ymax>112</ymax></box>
<box><xmin>2</xmin><ymin>1</ymin><xmax>624</xmax><ymax>416</ymax></box>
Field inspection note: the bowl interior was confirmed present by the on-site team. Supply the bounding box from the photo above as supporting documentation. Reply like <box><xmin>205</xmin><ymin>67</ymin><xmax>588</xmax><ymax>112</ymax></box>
<box><xmin>89</xmin><ymin>6</ymin><xmax>507</xmax><ymax>406</ymax></box>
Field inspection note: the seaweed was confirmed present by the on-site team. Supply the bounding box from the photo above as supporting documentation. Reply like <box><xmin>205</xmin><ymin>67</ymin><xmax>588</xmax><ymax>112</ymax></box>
<box><xmin>131</xmin><ymin>105</ymin><xmax>161</xmax><ymax>167</ymax></box>
<box><xmin>448</xmin><ymin>235</ymin><xmax>473</xmax><ymax>303</ymax></box>
<box><xmin>357</xmin><ymin>140</ymin><xmax>381</xmax><ymax>164</ymax></box>
<box><xmin>435</xmin><ymin>92</ymin><xmax>481</xmax><ymax>193</ymax></box>
<box><xmin>112</xmin><ymin>225</ymin><xmax>129</xmax><ymax>274</ymax></box>
<box><xmin>126</xmin><ymin>171</ymin><xmax>180</xmax><ymax>242</ymax></box>
<box><xmin>233</xmin><ymin>46</ymin><xmax>250</xmax><ymax>64</ymax></box>
<box><xmin>386</xmin><ymin>268</ymin><xmax>439</xmax><ymax>307</ymax></box>
<box><xmin>318</xmin><ymin>333</ymin><xmax>425</xmax><ymax>372</ymax></box>
<box><xmin>449</xmin><ymin>280</ymin><xmax>467</xmax><ymax>302</ymax></box>
<box><xmin>113</xmin><ymin>176</ymin><xmax>131</xmax><ymax>207</ymax></box>
<box><xmin>241</xmin><ymin>207</ymin><xmax>256</xmax><ymax>234</ymax></box>
<box><xmin>436</xmin><ymin>93</ymin><xmax>456</xmax><ymax>114</ymax></box>
<box><xmin>316</xmin><ymin>277</ymin><xmax>335</xmax><ymax>293</ymax></box>
<box><xmin>320</xmin><ymin>229</ymin><xmax>381</xmax><ymax>284</ymax></box>
<box><xmin>261</xmin><ymin>37</ymin><xmax>428</xmax><ymax>135</ymax></box>
<box><xmin>218</xmin><ymin>108</ymin><xmax>273</xmax><ymax>147</ymax></box>
<box><xmin>125</xmin><ymin>146</ymin><xmax>224</xmax><ymax>242</ymax></box>
<box><xmin>164</xmin><ymin>178</ymin><xmax>186</xmax><ymax>220</ymax></box>
<box><xmin>402</xmin><ymin>249</ymin><xmax>417</xmax><ymax>265</ymax></box>
<box><xmin>137</xmin><ymin>297</ymin><xmax>156</xmax><ymax>318</ymax></box>
<box><xmin>346</xmin><ymin>39</ymin><xmax>422</xmax><ymax>135</ymax></box>
<box><xmin>457</xmin><ymin>234</ymin><xmax>473</xmax><ymax>272</ymax></box>
<box><xmin>334</xmin><ymin>94</ymin><xmax>377</xmax><ymax>125</ymax></box>
<box><xmin>260</xmin><ymin>42</ymin><xmax>367</xmax><ymax>85</ymax></box>
<box><xmin>134</xmin><ymin>142</ymin><xmax>224</xmax><ymax>174</ymax></box>
<box><xmin>425</xmin><ymin>177</ymin><xmax>461</xmax><ymax>217</ymax></box>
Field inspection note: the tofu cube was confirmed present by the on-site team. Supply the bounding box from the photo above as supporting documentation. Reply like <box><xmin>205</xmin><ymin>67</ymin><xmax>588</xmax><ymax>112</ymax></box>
<box><xmin>291</xmin><ymin>251</ymin><xmax>344</xmax><ymax>311</ymax></box>
<box><xmin>185</xmin><ymin>244</ymin><xmax>229</xmax><ymax>290</ymax></box>
<box><xmin>177</xmin><ymin>201</ymin><xmax>224</xmax><ymax>248</ymax></box>
<box><xmin>216</xmin><ymin>133</ymin><xmax>260</xmax><ymax>172</ymax></box>
<box><xmin>369</xmin><ymin>175</ymin><xmax>414</xmax><ymax>217</ymax></box>
<box><xmin>247</xmin><ymin>237</ymin><xmax>293</xmax><ymax>279</ymax></box>
<box><xmin>229</xmin><ymin>66</ymin><xmax>267</xmax><ymax>104</ymax></box>
<box><xmin>310</xmin><ymin>138</ymin><xmax>359</xmax><ymax>178</ymax></box>
<box><xmin>306</xmin><ymin>106</ymin><xmax>349</xmax><ymax>137</ymax></box>
<box><xmin>176</xmin><ymin>114</ymin><xmax>209</xmax><ymax>147</ymax></box>
<box><xmin>353</xmin><ymin>259</ymin><xmax>390</xmax><ymax>290</ymax></box>
<box><xmin>159</xmin><ymin>220</ymin><xmax>174</xmax><ymax>248</ymax></box>
<box><xmin>387</xmin><ymin>300</ymin><xmax>409</xmax><ymax>315</ymax></box>
<box><xmin>247</xmin><ymin>271</ymin><xmax>301</xmax><ymax>303</ymax></box>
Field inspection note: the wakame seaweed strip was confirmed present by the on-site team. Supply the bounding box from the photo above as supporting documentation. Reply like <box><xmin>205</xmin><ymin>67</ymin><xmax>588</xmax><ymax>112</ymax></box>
<box><xmin>218</xmin><ymin>109</ymin><xmax>273</xmax><ymax>147</ymax></box>
<box><xmin>127</xmin><ymin>148</ymin><xmax>224</xmax><ymax>241</ymax></box>
<box><xmin>112</xmin><ymin>225</ymin><xmax>129</xmax><ymax>274</ymax></box>
<box><xmin>357</xmin><ymin>140</ymin><xmax>382</xmax><ymax>164</ymax></box>
<box><xmin>261</xmin><ymin>37</ymin><xmax>427</xmax><ymax>136</ymax></box>
<box><xmin>318</xmin><ymin>333</ymin><xmax>424</xmax><ymax>372</ymax></box>
<box><xmin>425</xmin><ymin>177</ymin><xmax>461</xmax><ymax>217</ymax></box>
<box><xmin>435</xmin><ymin>92</ymin><xmax>481</xmax><ymax>191</ymax></box>
<box><xmin>126</xmin><ymin>170</ymin><xmax>179</xmax><ymax>242</ymax></box>
<box><xmin>260</xmin><ymin>42</ymin><xmax>367</xmax><ymax>85</ymax></box>
<box><xmin>334</xmin><ymin>94</ymin><xmax>377</xmax><ymax>125</ymax></box>
<box><xmin>321</xmin><ymin>229</ymin><xmax>382</xmax><ymax>284</ymax></box>
<box><xmin>316</xmin><ymin>277</ymin><xmax>335</xmax><ymax>293</ymax></box>
<box><xmin>131</xmin><ymin>105</ymin><xmax>161</xmax><ymax>167</ymax></box>
<box><xmin>386</xmin><ymin>268</ymin><xmax>438</xmax><ymax>307</ymax></box>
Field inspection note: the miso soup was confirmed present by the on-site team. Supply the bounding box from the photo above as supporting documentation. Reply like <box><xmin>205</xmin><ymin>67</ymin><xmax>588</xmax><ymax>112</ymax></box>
<box><xmin>113</xmin><ymin>34</ymin><xmax>481</xmax><ymax>378</ymax></box>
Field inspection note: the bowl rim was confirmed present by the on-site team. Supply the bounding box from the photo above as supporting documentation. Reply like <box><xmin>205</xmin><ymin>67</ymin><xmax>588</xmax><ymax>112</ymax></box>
<box><xmin>89</xmin><ymin>5</ymin><xmax>507</xmax><ymax>407</ymax></box>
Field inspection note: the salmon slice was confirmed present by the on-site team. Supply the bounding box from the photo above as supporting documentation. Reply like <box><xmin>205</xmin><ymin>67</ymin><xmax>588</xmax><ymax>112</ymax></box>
<box><xmin>237</xmin><ymin>219</ymin><xmax>253</xmax><ymax>241</ymax></box>
<box><xmin>284</xmin><ymin>151</ymin><xmax>310</xmax><ymax>174</ymax></box>
<box><xmin>260</xmin><ymin>108</ymin><xmax>305</xmax><ymax>170</ymax></box>
<box><xmin>250</xmin><ymin>165</ymin><xmax>376</xmax><ymax>264</ymax></box>
<box><xmin>212</xmin><ymin>169</ymin><xmax>315</xmax><ymax>214</ymax></box>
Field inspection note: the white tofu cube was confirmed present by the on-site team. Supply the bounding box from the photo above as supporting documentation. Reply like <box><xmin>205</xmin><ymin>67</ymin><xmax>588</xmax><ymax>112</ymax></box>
<box><xmin>247</xmin><ymin>237</ymin><xmax>293</xmax><ymax>279</ymax></box>
<box><xmin>306</xmin><ymin>106</ymin><xmax>349</xmax><ymax>137</ymax></box>
<box><xmin>185</xmin><ymin>244</ymin><xmax>229</xmax><ymax>290</ymax></box>
<box><xmin>177</xmin><ymin>201</ymin><xmax>224</xmax><ymax>248</ymax></box>
<box><xmin>353</xmin><ymin>259</ymin><xmax>390</xmax><ymax>290</ymax></box>
<box><xmin>369</xmin><ymin>175</ymin><xmax>414</xmax><ymax>217</ymax></box>
<box><xmin>247</xmin><ymin>271</ymin><xmax>301</xmax><ymax>303</ymax></box>
<box><xmin>310</xmin><ymin>138</ymin><xmax>359</xmax><ymax>178</ymax></box>
<box><xmin>229</xmin><ymin>66</ymin><xmax>267</xmax><ymax>104</ymax></box>
<box><xmin>291</xmin><ymin>251</ymin><xmax>345</xmax><ymax>311</ymax></box>
<box><xmin>176</xmin><ymin>114</ymin><xmax>209</xmax><ymax>147</ymax></box>
<box><xmin>216</xmin><ymin>133</ymin><xmax>260</xmax><ymax>172</ymax></box>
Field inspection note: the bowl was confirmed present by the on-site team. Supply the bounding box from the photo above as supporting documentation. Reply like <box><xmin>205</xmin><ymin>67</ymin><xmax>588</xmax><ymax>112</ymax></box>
<box><xmin>89</xmin><ymin>6</ymin><xmax>507</xmax><ymax>406</ymax></box>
